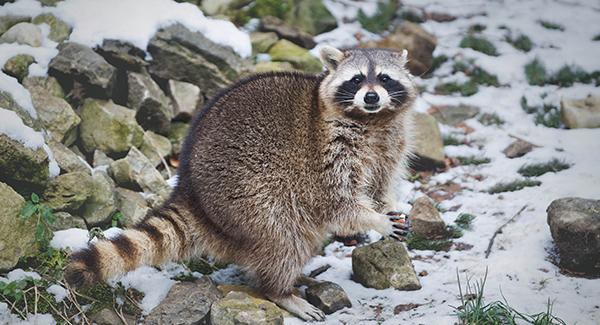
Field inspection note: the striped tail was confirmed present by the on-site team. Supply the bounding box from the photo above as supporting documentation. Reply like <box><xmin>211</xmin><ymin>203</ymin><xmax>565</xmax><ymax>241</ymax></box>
<box><xmin>65</xmin><ymin>203</ymin><xmax>190</xmax><ymax>288</ymax></box>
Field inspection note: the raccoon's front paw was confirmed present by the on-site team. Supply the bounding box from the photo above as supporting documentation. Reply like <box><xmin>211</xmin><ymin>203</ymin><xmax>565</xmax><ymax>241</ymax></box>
<box><xmin>375</xmin><ymin>212</ymin><xmax>409</xmax><ymax>241</ymax></box>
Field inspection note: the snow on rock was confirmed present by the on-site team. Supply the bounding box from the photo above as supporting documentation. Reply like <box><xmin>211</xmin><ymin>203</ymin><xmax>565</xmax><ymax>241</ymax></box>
<box><xmin>0</xmin><ymin>269</ymin><xmax>41</xmax><ymax>283</ymax></box>
<box><xmin>112</xmin><ymin>265</ymin><xmax>178</xmax><ymax>314</ymax></box>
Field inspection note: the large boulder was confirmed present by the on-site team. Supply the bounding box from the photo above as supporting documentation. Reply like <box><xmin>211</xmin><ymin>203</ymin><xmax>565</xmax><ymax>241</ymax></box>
<box><xmin>95</xmin><ymin>39</ymin><xmax>148</xmax><ymax>72</ymax></box>
<box><xmin>49</xmin><ymin>42</ymin><xmax>116</xmax><ymax>98</ymax></box>
<box><xmin>547</xmin><ymin>198</ymin><xmax>600</xmax><ymax>276</ymax></box>
<box><xmin>79</xmin><ymin>99</ymin><xmax>144</xmax><ymax>155</ymax></box>
<box><xmin>2</xmin><ymin>54</ymin><xmax>35</xmax><ymax>82</ymax></box>
<box><xmin>47</xmin><ymin>140</ymin><xmax>90</xmax><ymax>174</ymax></box>
<box><xmin>259</xmin><ymin>16</ymin><xmax>315</xmax><ymax>49</ymax></box>
<box><xmin>80</xmin><ymin>171</ymin><xmax>117</xmax><ymax>225</ymax></box>
<box><xmin>148</xmin><ymin>24</ymin><xmax>247</xmax><ymax>97</ymax></box>
<box><xmin>29</xmin><ymin>87</ymin><xmax>80</xmax><ymax>145</ymax></box>
<box><xmin>127</xmin><ymin>71</ymin><xmax>173</xmax><ymax>134</ymax></box>
<box><xmin>0</xmin><ymin>134</ymin><xmax>50</xmax><ymax>191</ymax></box>
<box><xmin>168</xmin><ymin>79</ymin><xmax>202</xmax><ymax>121</ymax></box>
<box><xmin>139</xmin><ymin>130</ymin><xmax>172</xmax><ymax>167</ymax></box>
<box><xmin>0</xmin><ymin>15</ymin><xmax>30</xmax><ymax>34</ymax></box>
<box><xmin>32</xmin><ymin>13</ymin><xmax>71</xmax><ymax>43</ymax></box>
<box><xmin>0</xmin><ymin>90</ymin><xmax>38</xmax><ymax>129</ymax></box>
<box><xmin>109</xmin><ymin>147</ymin><xmax>171</xmax><ymax>199</ymax></box>
<box><xmin>49</xmin><ymin>211</ymin><xmax>87</xmax><ymax>231</ymax></box>
<box><xmin>115</xmin><ymin>187</ymin><xmax>149</xmax><ymax>227</ymax></box>
<box><xmin>352</xmin><ymin>239</ymin><xmax>421</xmax><ymax>290</ymax></box>
<box><xmin>561</xmin><ymin>95</ymin><xmax>600</xmax><ymax>129</ymax></box>
<box><xmin>268</xmin><ymin>39</ymin><xmax>322</xmax><ymax>73</ymax></box>
<box><xmin>283</xmin><ymin>0</ymin><xmax>337</xmax><ymax>36</ymax></box>
<box><xmin>23</xmin><ymin>75</ymin><xmax>65</xmax><ymax>99</ymax></box>
<box><xmin>410</xmin><ymin>196</ymin><xmax>447</xmax><ymax>239</ymax></box>
<box><xmin>145</xmin><ymin>277</ymin><xmax>222</xmax><ymax>325</ymax></box>
<box><xmin>211</xmin><ymin>291</ymin><xmax>284</xmax><ymax>325</ymax></box>
<box><xmin>43</xmin><ymin>171</ymin><xmax>93</xmax><ymax>212</ymax></box>
<box><xmin>305</xmin><ymin>281</ymin><xmax>352</xmax><ymax>315</ymax></box>
<box><xmin>0</xmin><ymin>182</ymin><xmax>36</xmax><ymax>270</ymax></box>
<box><xmin>429</xmin><ymin>104</ymin><xmax>480</xmax><ymax>126</ymax></box>
<box><xmin>363</xmin><ymin>22</ymin><xmax>437</xmax><ymax>76</ymax></box>
<box><xmin>0</xmin><ymin>22</ymin><xmax>42</xmax><ymax>47</ymax></box>
<box><xmin>411</xmin><ymin>112</ymin><xmax>444</xmax><ymax>170</ymax></box>
<box><xmin>250</xmin><ymin>31</ymin><xmax>279</xmax><ymax>54</ymax></box>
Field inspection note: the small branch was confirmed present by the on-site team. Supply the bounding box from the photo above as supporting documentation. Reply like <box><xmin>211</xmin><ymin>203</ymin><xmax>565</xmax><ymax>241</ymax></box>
<box><xmin>485</xmin><ymin>205</ymin><xmax>528</xmax><ymax>258</ymax></box>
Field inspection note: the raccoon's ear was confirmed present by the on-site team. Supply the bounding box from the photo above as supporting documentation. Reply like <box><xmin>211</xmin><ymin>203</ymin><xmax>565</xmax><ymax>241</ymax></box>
<box><xmin>394</xmin><ymin>49</ymin><xmax>409</xmax><ymax>65</ymax></box>
<box><xmin>319</xmin><ymin>45</ymin><xmax>345</xmax><ymax>71</ymax></box>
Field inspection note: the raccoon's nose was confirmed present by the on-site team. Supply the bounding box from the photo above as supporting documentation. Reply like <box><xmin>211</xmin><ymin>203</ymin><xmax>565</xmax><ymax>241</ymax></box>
<box><xmin>364</xmin><ymin>91</ymin><xmax>379</xmax><ymax>105</ymax></box>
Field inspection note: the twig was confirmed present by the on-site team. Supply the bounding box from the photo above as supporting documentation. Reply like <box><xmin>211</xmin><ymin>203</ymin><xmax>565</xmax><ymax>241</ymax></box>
<box><xmin>1</xmin><ymin>294</ymin><xmax>26</xmax><ymax>319</ymax></box>
<box><xmin>39</xmin><ymin>294</ymin><xmax>73</xmax><ymax>325</ymax></box>
<box><xmin>114</xmin><ymin>305</ymin><xmax>130</xmax><ymax>325</ymax></box>
<box><xmin>485</xmin><ymin>205</ymin><xmax>528</xmax><ymax>258</ymax></box>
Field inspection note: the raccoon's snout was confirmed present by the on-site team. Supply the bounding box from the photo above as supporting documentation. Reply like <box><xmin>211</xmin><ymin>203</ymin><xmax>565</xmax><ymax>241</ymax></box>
<box><xmin>364</xmin><ymin>91</ymin><xmax>379</xmax><ymax>105</ymax></box>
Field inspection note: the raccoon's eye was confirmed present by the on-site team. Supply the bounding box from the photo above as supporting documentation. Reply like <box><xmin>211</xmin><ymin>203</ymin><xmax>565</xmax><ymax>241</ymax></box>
<box><xmin>379</xmin><ymin>74</ymin><xmax>391</xmax><ymax>83</ymax></box>
<box><xmin>350</xmin><ymin>75</ymin><xmax>364</xmax><ymax>84</ymax></box>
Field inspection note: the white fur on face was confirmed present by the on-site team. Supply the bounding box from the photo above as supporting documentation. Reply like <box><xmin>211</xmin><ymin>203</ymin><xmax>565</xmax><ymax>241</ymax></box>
<box><xmin>352</xmin><ymin>85</ymin><xmax>391</xmax><ymax>113</ymax></box>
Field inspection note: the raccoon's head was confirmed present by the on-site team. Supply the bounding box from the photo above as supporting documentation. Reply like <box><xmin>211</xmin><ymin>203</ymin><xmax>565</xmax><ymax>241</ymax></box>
<box><xmin>318</xmin><ymin>46</ymin><xmax>416</xmax><ymax>120</ymax></box>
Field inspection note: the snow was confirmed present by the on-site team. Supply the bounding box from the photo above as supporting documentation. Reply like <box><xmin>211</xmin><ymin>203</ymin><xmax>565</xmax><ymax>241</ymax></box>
<box><xmin>46</xmin><ymin>284</ymin><xmax>68</xmax><ymax>303</ymax></box>
<box><xmin>0</xmin><ymin>269</ymin><xmax>41</xmax><ymax>283</ymax></box>
<box><xmin>50</xmin><ymin>227</ymin><xmax>123</xmax><ymax>251</ymax></box>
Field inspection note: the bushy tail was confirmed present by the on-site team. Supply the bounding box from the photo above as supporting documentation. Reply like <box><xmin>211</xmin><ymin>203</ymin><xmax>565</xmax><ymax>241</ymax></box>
<box><xmin>65</xmin><ymin>203</ymin><xmax>190</xmax><ymax>288</ymax></box>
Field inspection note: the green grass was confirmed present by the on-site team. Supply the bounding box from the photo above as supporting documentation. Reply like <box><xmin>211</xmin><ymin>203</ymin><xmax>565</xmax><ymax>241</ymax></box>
<box><xmin>478</xmin><ymin>113</ymin><xmax>505</xmax><ymax>126</ymax></box>
<box><xmin>455</xmin><ymin>213</ymin><xmax>476</xmax><ymax>230</ymax></box>
<box><xmin>468</xmin><ymin>23</ymin><xmax>486</xmax><ymax>33</ymax></box>
<box><xmin>357</xmin><ymin>0</ymin><xmax>397</xmax><ymax>33</ymax></box>
<box><xmin>428</xmin><ymin>54</ymin><xmax>449</xmax><ymax>74</ymax></box>
<box><xmin>435</xmin><ymin>81</ymin><xmax>479</xmax><ymax>96</ymax></box>
<box><xmin>517</xmin><ymin>159</ymin><xmax>570</xmax><ymax>177</ymax></box>
<box><xmin>520</xmin><ymin>96</ymin><xmax>562</xmax><ymax>128</ymax></box>
<box><xmin>443</xmin><ymin>134</ymin><xmax>464</xmax><ymax>146</ymax></box>
<box><xmin>453</xmin><ymin>270</ymin><xmax>567</xmax><ymax>325</ymax></box>
<box><xmin>459</xmin><ymin>35</ymin><xmax>499</xmax><ymax>56</ymax></box>
<box><xmin>20</xmin><ymin>193</ymin><xmax>56</xmax><ymax>251</ymax></box>
<box><xmin>525</xmin><ymin>58</ymin><xmax>547</xmax><ymax>86</ymax></box>
<box><xmin>406</xmin><ymin>233</ymin><xmax>453</xmax><ymax>251</ymax></box>
<box><xmin>458</xmin><ymin>156</ymin><xmax>491</xmax><ymax>166</ymax></box>
<box><xmin>594</xmin><ymin>34</ymin><xmax>600</xmax><ymax>41</ymax></box>
<box><xmin>488</xmin><ymin>179</ymin><xmax>542</xmax><ymax>194</ymax></box>
<box><xmin>524</xmin><ymin>59</ymin><xmax>599</xmax><ymax>87</ymax></box>
<box><xmin>248</xmin><ymin>0</ymin><xmax>292</xmax><ymax>20</ymax></box>
<box><xmin>453</xmin><ymin>60</ymin><xmax>499</xmax><ymax>86</ymax></box>
<box><xmin>506</xmin><ymin>34</ymin><xmax>533</xmax><ymax>52</ymax></box>
<box><xmin>539</xmin><ymin>20</ymin><xmax>565</xmax><ymax>31</ymax></box>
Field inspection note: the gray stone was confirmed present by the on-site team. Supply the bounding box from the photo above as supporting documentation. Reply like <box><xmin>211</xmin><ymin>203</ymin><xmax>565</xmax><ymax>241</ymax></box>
<box><xmin>0</xmin><ymin>22</ymin><xmax>42</xmax><ymax>47</ymax></box>
<box><xmin>268</xmin><ymin>39</ymin><xmax>322</xmax><ymax>73</ymax></box>
<box><xmin>1</xmin><ymin>90</ymin><xmax>38</xmax><ymax>129</ymax></box>
<box><xmin>90</xmin><ymin>308</ymin><xmax>136</xmax><ymax>325</ymax></box>
<box><xmin>167</xmin><ymin>122</ymin><xmax>190</xmax><ymax>156</ymax></box>
<box><xmin>79</xmin><ymin>99</ymin><xmax>144</xmax><ymax>155</ymax></box>
<box><xmin>429</xmin><ymin>104</ymin><xmax>480</xmax><ymax>126</ymax></box>
<box><xmin>0</xmin><ymin>134</ymin><xmax>49</xmax><ymax>191</ymax></box>
<box><xmin>211</xmin><ymin>291</ymin><xmax>283</xmax><ymax>325</ymax></box>
<box><xmin>412</xmin><ymin>112</ymin><xmax>444</xmax><ymax>170</ymax></box>
<box><xmin>253</xmin><ymin>61</ymin><xmax>295</xmax><ymax>73</ymax></box>
<box><xmin>259</xmin><ymin>16</ymin><xmax>315</xmax><ymax>49</ymax></box>
<box><xmin>49</xmin><ymin>42</ymin><xmax>116</xmax><ymax>98</ymax></box>
<box><xmin>139</xmin><ymin>130</ymin><xmax>172</xmax><ymax>167</ymax></box>
<box><xmin>0</xmin><ymin>182</ymin><xmax>36</xmax><ymax>269</ymax></box>
<box><xmin>29</xmin><ymin>87</ymin><xmax>80</xmax><ymax>145</ymax></box>
<box><xmin>561</xmin><ymin>95</ymin><xmax>600</xmax><ymax>129</ymax></box>
<box><xmin>305</xmin><ymin>281</ymin><xmax>351</xmax><ymax>314</ymax></box>
<box><xmin>32</xmin><ymin>13</ymin><xmax>71</xmax><ymax>43</ymax></box>
<box><xmin>2</xmin><ymin>54</ymin><xmax>35</xmax><ymax>82</ymax></box>
<box><xmin>145</xmin><ymin>277</ymin><xmax>222</xmax><ymax>325</ymax></box>
<box><xmin>352</xmin><ymin>239</ymin><xmax>421</xmax><ymax>290</ymax></box>
<box><xmin>148</xmin><ymin>23</ymin><xmax>247</xmax><ymax>97</ymax></box>
<box><xmin>115</xmin><ymin>187</ymin><xmax>149</xmax><ymax>227</ymax></box>
<box><xmin>283</xmin><ymin>0</ymin><xmax>337</xmax><ymax>36</ymax></box>
<box><xmin>547</xmin><ymin>197</ymin><xmax>600</xmax><ymax>276</ymax></box>
<box><xmin>127</xmin><ymin>71</ymin><xmax>173</xmax><ymax>134</ymax></box>
<box><xmin>109</xmin><ymin>147</ymin><xmax>171</xmax><ymax>199</ymax></box>
<box><xmin>49</xmin><ymin>211</ymin><xmax>87</xmax><ymax>231</ymax></box>
<box><xmin>80</xmin><ymin>171</ymin><xmax>117</xmax><ymax>225</ymax></box>
<box><xmin>23</xmin><ymin>76</ymin><xmax>65</xmax><ymax>98</ymax></box>
<box><xmin>43</xmin><ymin>171</ymin><xmax>93</xmax><ymax>212</ymax></box>
<box><xmin>93</xmin><ymin>149</ymin><xmax>114</xmax><ymax>167</ymax></box>
<box><xmin>201</xmin><ymin>0</ymin><xmax>234</xmax><ymax>15</ymax></box>
<box><xmin>168</xmin><ymin>79</ymin><xmax>202</xmax><ymax>120</ymax></box>
<box><xmin>47</xmin><ymin>140</ymin><xmax>90</xmax><ymax>174</ymax></box>
<box><xmin>410</xmin><ymin>196</ymin><xmax>447</xmax><ymax>239</ymax></box>
<box><xmin>250</xmin><ymin>31</ymin><xmax>279</xmax><ymax>54</ymax></box>
<box><xmin>502</xmin><ymin>139</ymin><xmax>534</xmax><ymax>159</ymax></box>
<box><xmin>95</xmin><ymin>39</ymin><xmax>147</xmax><ymax>71</ymax></box>
<box><xmin>0</xmin><ymin>15</ymin><xmax>30</xmax><ymax>35</ymax></box>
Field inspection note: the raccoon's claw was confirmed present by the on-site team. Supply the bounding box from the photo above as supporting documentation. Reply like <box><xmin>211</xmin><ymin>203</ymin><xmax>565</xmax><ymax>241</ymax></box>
<box><xmin>271</xmin><ymin>295</ymin><xmax>325</xmax><ymax>322</ymax></box>
<box><xmin>388</xmin><ymin>213</ymin><xmax>410</xmax><ymax>241</ymax></box>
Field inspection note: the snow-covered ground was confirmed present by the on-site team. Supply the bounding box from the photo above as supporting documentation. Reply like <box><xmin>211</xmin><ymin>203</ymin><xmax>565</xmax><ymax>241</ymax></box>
<box><xmin>1</xmin><ymin>0</ymin><xmax>599</xmax><ymax>324</ymax></box>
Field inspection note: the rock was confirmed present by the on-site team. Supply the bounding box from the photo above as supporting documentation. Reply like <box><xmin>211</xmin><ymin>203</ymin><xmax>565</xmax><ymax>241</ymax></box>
<box><xmin>167</xmin><ymin>122</ymin><xmax>190</xmax><ymax>156</ymax></box>
<box><xmin>0</xmin><ymin>15</ymin><xmax>30</xmax><ymax>35</ymax></box>
<box><xmin>49</xmin><ymin>211</ymin><xmax>87</xmax><ymax>231</ymax></box>
<box><xmin>90</xmin><ymin>308</ymin><xmax>136</xmax><ymax>325</ymax></box>
<box><xmin>95</xmin><ymin>39</ymin><xmax>147</xmax><ymax>71</ymax></box>
<box><xmin>268</xmin><ymin>39</ymin><xmax>322</xmax><ymax>73</ymax></box>
<box><xmin>561</xmin><ymin>95</ymin><xmax>600</xmax><ymax>129</ymax></box>
<box><xmin>211</xmin><ymin>291</ymin><xmax>284</xmax><ymax>325</ymax></box>
<box><xmin>363</xmin><ymin>22</ymin><xmax>437</xmax><ymax>76</ymax></box>
<box><xmin>80</xmin><ymin>171</ymin><xmax>117</xmax><ymax>225</ymax></box>
<box><xmin>259</xmin><ymin>16</ymin><xmax>315</xmax><ymax>49</ymax></box>
<box><xmin>109</xmin><ymin>147</ymin><xmax>171</xmax><ymax>199</ymax></box>
<box><xmin>429</xmin><ymin>104</ymin><xmax>480</xmax><ymax>126</ymax></box>
<box><xmin>79</xmin><ymin>99</ymin><xmax>144</xmax><ymax>155</ymax></box>
<box><xmin>43</xmin><ymin>171</ymin><xmax>93</xmax><ymax>212</ymax></box>
<box><xmin>502</xmin><ymin>139</ymin><xmax>534</xmax><ymax>158</ymax></box>
<box><xmin>283</xmin><ymin>0</ymin><xmax>337</xmax><ymax>36</ymax></box>
<box><xmin>145</xmin><ymin>277</ymin><xmax>222</xmax><ymax>325</ymax></box>
<box><xmin>217</xmin><ymin>285</ymin><xmax>266</xmax><ymax>299</ymax></box>
<box><xmin>148</xmin><ymin>23</ymin><xmax>246</xmax><ymax>97</ymax></box>
<box><xmin>547</xmin><ymin>198</ymin><xmax>600</xmax><ymax>276</ymax></box>
<box><xmin>2</xmin><ymin>54</ymin><xmax>35</xmax><ymax>82</ymax></box>
<box><xmin>29</xmin><ymin>87</ymin><xmax>80</xmax><ymax>145</ymax></box>
<box><xmin>168</xmin><ymin>80</ymin><xmax>202</xmax><ymax>121</ymax></box>
<box><xmin>253</xmin><ymin>61</ymin><xmax>295</xmax><ymax>73</ymax></box>
<box><xmin>201</xmin><ymin>0</ymin><xmax>235</xmax><ymax>15</ymax></box>
<box><xmin>411</xmin><ymin>112</ymin><xmax>444</xmax><ymax>170</ymax></box>
<box><xmin>0</xmin><ymin>22</ymin><xmax>42</xmax><ymax>47</ymax></box>
<box><xmin>47</xmin><ymin>140</ymin><xmax>90</xmax><ymax>174</ymax></box>
<box><xmin>410</xmin><ymin>196</ymin><xmax>447</xmax><ymax>239</ymax></box>
<box><xmin>305</xmin><ymin>281</ymin><xmax>352</xmax><ymax>314</ymax></box>
<box><xmin>250</xmin><ymin>31</ymin><xmax>279</xmax><ymax>54</ymax></box>
<box><xmin>115</xmin><ymin>187</ymin><xmax>149</xmax><ymax>227</ymax></box>
<box><xmin>93</xmin><ymin>149</ymin><xmax>114</xmax><ymax>167</ymax></box>
<box><xmin>39</xmin><ymin>0</ymin><xmax>62</xmax><ymax>6</ymax></box>
<box><xmin>139</xmin><ymin>131</ymin><xmax>172</xmax><ymax>167</ymax></box>
<box><xmin>49</xmin><ymin>42</ymin><xmax>116</xmax><ymax>98</ymax></box>
<box><xmin>0</xmin><ymin>90</ymin><xmax>38</xmax><ymax>129</ymax></box>
<box><xmin>0</xmin><ymin>134</ymin><xmax>49</xmax><ymax>191</ymax></box>
<box><xmin>32</xmin><ymin>13</ymin><xmax>71</xmax><ymax>43</ymax></box>
<box><xmin>352</xmin><ymin>239</ymin><xmax>421</xmax><ymax>290</ymax></box>
<box><xmin>127</xmin><ymin>71</ymin><xmax>173</xmax><ymax>134</ymax></box>
<box><xmin>0</xmin><ymin>182</ymin><xmax>36</xmax><ymax>270</ymax></box>
<box><xmin>23</xmin><ymin>76</ymin><xmax>65</xmax><ymax>98</ymax></box>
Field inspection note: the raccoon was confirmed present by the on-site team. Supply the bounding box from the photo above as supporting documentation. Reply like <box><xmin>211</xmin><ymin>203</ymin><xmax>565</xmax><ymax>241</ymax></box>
<box><xmin>65</xmin><ymin>46</ymin><xmax>417</xmax><ymax>321</ymax></box>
